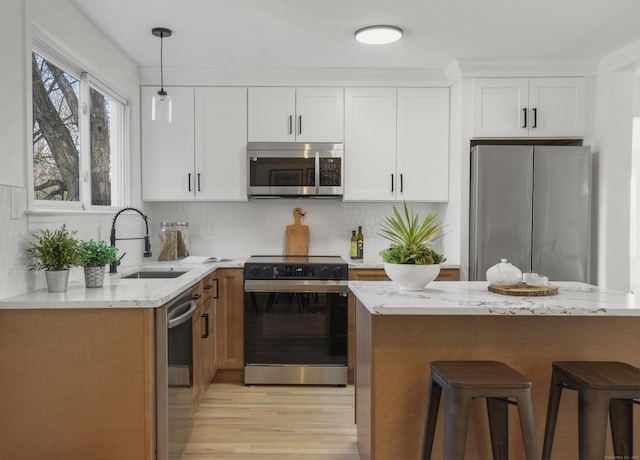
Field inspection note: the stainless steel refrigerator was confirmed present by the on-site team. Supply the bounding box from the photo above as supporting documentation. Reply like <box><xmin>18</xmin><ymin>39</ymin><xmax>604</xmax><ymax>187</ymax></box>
<box><xmin>469</xmin><ymin>145</ymin><xmax>591</xmax><ymax>282</ymax></box>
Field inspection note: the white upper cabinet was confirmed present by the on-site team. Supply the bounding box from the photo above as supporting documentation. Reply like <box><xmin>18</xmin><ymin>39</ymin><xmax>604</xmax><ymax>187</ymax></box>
<box><xmin>194</xmin><ymin>87</ymin><xmax>248</xmax><ymax>201</ymax></box>
<box><xmin>248</xmin><ymin>87</ymin><xmax>344</xmax><ymax>142</ymax></box>
<box><xmin>344</xmin><ymin>87</ymin><xmax>449</xmax><ymax>202</ymax></box>
<box><xmin>472</xmin><ymin>77</ymin><xmax>585</xmax><ymax>138</ymax></box>
<box><xmin>397</xmin><ymin>88</ymin><xmax>449</xmax><ymax>201</ymax></box>
<box><xmin>141</xmin><ymin>86</ymin><xmax>195</xmax><ymax>201</ymax></box>
<box><xmin>141</xmin><ymin>86</ymin><xmax>248</xmax><ymax>201</ymax></box>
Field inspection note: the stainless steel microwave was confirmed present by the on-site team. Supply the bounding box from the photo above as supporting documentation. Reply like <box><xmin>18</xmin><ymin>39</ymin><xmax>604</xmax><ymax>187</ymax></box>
<box><xmin>247</xmin><ymin>142</ymin><xmax>344</xmax><ymax>198</ymax></box>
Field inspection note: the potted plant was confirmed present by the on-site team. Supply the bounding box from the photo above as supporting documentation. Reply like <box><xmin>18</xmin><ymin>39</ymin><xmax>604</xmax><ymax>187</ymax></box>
<box><xmin>26</xmin><ymin>225</ymin><xmax>80</xmax><ymax>292</ymax></box>
<box><xmin>78</xmin><ymin>240</ymin><xmax>118</xmax><ymax>288</ymax></box>
<box><xmin>378</xmin><ymin>202</ymin><xmax>446</xmax><ymax>290</ymax></box>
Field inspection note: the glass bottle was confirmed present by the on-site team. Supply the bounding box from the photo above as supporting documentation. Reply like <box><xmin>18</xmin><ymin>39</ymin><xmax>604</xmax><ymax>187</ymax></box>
<box><xmin>350</xmin><ymin>230</ymin><xmax>358</xmax><ymax>260</ymax></box>
<box><xmin>158</xmin><ymin>222</ymin><xmax>177</xmax><ymax>261</ymax></box>
<box><xmin>175</xmin><ymin>222</ymin><xmax>191</xmax><ymax>258</ymax></box>
<box><xmin>357</xmin><ymin>226</ymin><xmax>364</xmax><ymax>260</ymax></box>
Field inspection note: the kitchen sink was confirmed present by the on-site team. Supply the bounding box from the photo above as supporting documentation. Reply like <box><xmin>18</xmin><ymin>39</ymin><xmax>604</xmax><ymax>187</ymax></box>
<box><xmin>122</xmin><ymin>270</ymin><xmax>188</xmax><ymax>279</ymax></box>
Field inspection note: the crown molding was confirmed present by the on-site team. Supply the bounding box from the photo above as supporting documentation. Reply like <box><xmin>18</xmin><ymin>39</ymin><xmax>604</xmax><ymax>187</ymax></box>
<box><xmin>455</xmin><ymin>59</ymin><xmax>599</xmax><ymax>77</ymax></box>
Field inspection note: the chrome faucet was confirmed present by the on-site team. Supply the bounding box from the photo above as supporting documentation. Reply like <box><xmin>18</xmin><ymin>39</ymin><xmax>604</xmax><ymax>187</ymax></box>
<box><xmin>110</xmin><ymin>207</ymin><xmax>153</xmax><ymax>273</ymax></box>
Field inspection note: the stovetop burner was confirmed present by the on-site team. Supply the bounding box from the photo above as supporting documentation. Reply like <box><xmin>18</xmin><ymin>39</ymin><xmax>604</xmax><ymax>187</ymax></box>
<box><xmin>244</xmin><ymin>255</ymin><xmax>348</xmax><ymax>281</ymax></box>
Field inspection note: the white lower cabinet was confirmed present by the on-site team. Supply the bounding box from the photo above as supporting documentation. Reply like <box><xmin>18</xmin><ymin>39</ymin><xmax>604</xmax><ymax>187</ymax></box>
<box><xmin>344</xmin><ymin>87</ymin><xmax>449</xmax><ymax>202</ymax></box>
<box><xmin>141</xmin><ymin>86</ymin><xmax>248</xmax><ymax>201</ymax></box>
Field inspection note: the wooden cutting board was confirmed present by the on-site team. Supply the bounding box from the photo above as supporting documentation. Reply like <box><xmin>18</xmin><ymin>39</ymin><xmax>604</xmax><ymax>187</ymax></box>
<box><xmin>488</xmin><ymin>283</ymin><xmax>558</xmax><ymax>296</ymax></box>
<box><xmin>286</xmin><ymin>208</ymin><xmax>309</xmax><ymax>256</ymax></box>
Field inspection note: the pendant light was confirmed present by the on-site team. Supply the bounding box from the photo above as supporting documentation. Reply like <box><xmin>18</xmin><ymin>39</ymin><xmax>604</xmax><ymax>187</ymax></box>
<box><xmin>151</xmin><ymin>27</ymin><xmax>172</xmax><ymax>122</ymax></box>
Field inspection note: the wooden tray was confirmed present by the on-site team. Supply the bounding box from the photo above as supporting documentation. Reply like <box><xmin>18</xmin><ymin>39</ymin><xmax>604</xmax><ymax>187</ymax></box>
<box><xmin>488</xmin><ymin>283</ymin><xmax>558</xmax><ymax>296</ymax></box>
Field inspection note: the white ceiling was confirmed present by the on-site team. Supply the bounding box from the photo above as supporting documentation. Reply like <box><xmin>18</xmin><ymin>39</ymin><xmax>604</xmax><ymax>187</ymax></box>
<box><xmin>70</xmin><ymin>0</ymin><xmax>640</xmax><ymax>78</ymax></box>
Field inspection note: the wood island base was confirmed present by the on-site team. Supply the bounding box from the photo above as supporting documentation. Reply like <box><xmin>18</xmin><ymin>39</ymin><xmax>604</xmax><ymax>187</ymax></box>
<box><xmin>355</xmin><ymin>299</ymin><xmax>640</xmax><ymax>460</ymax></box>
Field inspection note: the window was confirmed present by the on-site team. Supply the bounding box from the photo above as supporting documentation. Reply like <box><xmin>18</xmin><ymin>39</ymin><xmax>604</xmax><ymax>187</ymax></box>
<box><xmin>31</xmin><ymin>48</ymin><xmax>127</xmax><ymax>209</ymax></box>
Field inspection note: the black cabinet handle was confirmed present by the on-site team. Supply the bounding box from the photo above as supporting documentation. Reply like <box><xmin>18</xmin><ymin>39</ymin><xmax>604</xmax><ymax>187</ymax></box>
<box><xmin>391</xmin><ymin>174</ymin><xmax>394</xmax><ymax>193</ymax></box>
<box><xmin>213</xmin><ymin>278</ymin><xmax>219</xmax><ymax>299</ymax></box>
<box><xmin>298</xmin><ymin>115</ymin><xmax>302</xmax><ymax>135</ymax></box>
<box><xmin>400</xmin><ymin>174</ymin><xmax>404</xmax><ymax>193</ymax></box>
<box><xmin>204</xmin><ymin>284</ymin><xmax>213</xmax><ymax>290</ymax></box>
<box><xmin>192</xmin><ymin>293</ymin><xmax>202</xmax><ymax>301</ymax></box>
<box><xmin>188</xmin><ymin>173</ymin><xmax>192</xmax><ymax>192</ymax></box>
<box><xmin>522</xmin><ymin>108</ymin><xmax>527</xmax><ymax>128</ymax></box>
<box><xmin>201</xmin><ymin>313</ymin><xmax>209</xmax><ymax>338</ymax></box>
<box><xmin>197</xmin><ymin>173</ymin><xmax>201</xmax><ymax>192</ymax></box>
<box><xmin>288</xmin><ymin>115</ymin><xmax>293</xmax><ymax>135</ymax></box>
<box><xmin>532</xmin><ymin>108</ymin><xmax>537</xmax><ymax>128</ymax></box>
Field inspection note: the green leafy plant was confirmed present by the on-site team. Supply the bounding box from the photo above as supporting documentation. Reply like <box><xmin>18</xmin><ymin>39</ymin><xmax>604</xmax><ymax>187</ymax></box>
<box><xmin>26</xmin><ymin>225</ymin><xmax>80</xmax><ymax>271</ymax></box>
<box><xmin>378</xmin><ymin>202</ymin><xmax>446</xmax><ymax>265</ymax></box>
<box><xmin>78</xmin><ymin>239</ymin><xmax>118</xmax><ymax>267</ymax></box>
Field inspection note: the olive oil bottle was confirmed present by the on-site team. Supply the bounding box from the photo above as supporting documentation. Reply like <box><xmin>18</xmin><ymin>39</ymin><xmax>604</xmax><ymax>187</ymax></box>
<box><xmin>350</xmin><ymin>230</ymin><xmax>358</xmax><ymax>259</ymax></box>
<box><xmin>356</xmin><ymin>226</ymin><xmax>364</xmax><ymax>260</ymax></box>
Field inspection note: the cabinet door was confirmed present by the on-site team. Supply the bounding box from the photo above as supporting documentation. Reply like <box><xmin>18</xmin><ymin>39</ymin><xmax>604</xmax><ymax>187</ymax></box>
<box><xmin>295</xmin><ymin>87</ymin><xmax>344</xmax><ymax>142</ymax></box>
<box><xmin>344</xmin><ymin>87</ymin><xmax>397</xmax><ymax>201</ymax></box>
<box><xmin>141</xmin><ymin>86</ymin><xmax>195</xmax><ymax>200</ymax></box>
<box><xmin>472</xmin><ymin>78</ymin><xmax>529</xmax><ymax>138</ymax></box>
<box><xmin>397</xmin><ymin>88</ymin><xmax>449</xmax><ymax>201</ymax></box>
<box><xmin>247</xmin><ymin>87</ymin><xmax>295</xmax><ymax>142</ymax></box>
<box><xmin>215</xmin><ymin>268</ymin><xmax>244</xmax><ymax>370</ymax></box>
<box><xmin>195</xmin><ymin>87</ymin><xmax>248</xmax><ymax>201</ymax></box>
<box><xmin>528</xmin><ymin>78</ymin><xmax>585</xmax><ymax>138</ymax></box>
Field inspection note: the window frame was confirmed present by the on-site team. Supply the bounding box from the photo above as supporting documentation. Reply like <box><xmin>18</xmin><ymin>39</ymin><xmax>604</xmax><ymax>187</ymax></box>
<box><xmin>30</xmin><ymin>35</ymin><xmax>130</xmax><ymax>212</ymax></box>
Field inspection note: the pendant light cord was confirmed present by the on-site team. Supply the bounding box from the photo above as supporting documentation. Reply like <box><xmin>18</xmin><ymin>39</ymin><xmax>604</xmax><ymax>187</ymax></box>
<box><xmin>160</xmin><ymin>33</ymin><xmax>165</xmax><ymax>93</ymax></box>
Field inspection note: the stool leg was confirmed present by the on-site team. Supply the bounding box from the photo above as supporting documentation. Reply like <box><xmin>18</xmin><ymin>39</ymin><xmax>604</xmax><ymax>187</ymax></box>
<box><xmin>542</xmin><ymin>371</ymin><xmax>564</xmax><ymax>460</ymax></box>
<box><xmin>422</xmin><ymin>379</ymin><xmax>442</xmax><ymax>460</ymax></box>
<box><xmin>486</xmin><ymin>397</ymin><xmax>508</xmax><ymax>460</ymax></box>
<box><xmin>579</xmin><ymin>389</ymin><xmax>609</xmax><ymax>460</ymax></box>
<box><xmin>516</xmin><ymin>390</ymin><xmax>539</xmax><ymax>460</ymax></box>
<box><xmin>610</xmin><ymin>398</ymin><xmax>633</xmax><ymax>458</ymax></box>
<box><xmin>443</xmin><ymin>391</ymin><xmax>471</xmax><ymax>460</ymax></box>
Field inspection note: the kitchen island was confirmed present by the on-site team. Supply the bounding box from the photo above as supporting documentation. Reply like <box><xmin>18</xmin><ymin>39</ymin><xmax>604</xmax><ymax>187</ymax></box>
<box><xmin>350</xmin><ymin>280</ymin><xmax>640</xmax><ymax>460</ymax></box>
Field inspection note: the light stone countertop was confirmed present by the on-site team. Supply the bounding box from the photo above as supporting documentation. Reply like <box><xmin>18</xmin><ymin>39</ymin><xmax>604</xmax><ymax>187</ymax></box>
<box><xmin>348</xmin><ymin>261</ymin><xmax>460</xmax><ymax>270</ymax></box>
<box><xmin>349</xmin><ymin>281</ymin><xmax>640</xmax><ymax>316</ymax></box>
<box><xmin>0</xmin><ymin>260</ymin><xmax>244</xmax><ymax>309</ymax></box>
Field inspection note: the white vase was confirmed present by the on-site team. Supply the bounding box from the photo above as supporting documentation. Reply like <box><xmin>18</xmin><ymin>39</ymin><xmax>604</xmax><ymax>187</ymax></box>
<box><xmin>383</xmin><ymin>263</ymin><xmax>440</xmax><ymax>291</ymax></box>
<box><xmin>45</xmin><ymin>270</ymin><xmax>70</xmax><ymax>292</ymax></box>
<box><xmin>84</xmin><ymin>266</ymin><xmax>106</xmax><ymax>288</ymax></box>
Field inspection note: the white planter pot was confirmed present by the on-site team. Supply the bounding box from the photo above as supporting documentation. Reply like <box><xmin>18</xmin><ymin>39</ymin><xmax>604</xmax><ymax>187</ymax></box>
<box><xmin>84</xmin><ymin>266</ymin><xmax>106</xmax><ymax>288</ymax></box>
<box><xmin>383</xmin><ymin>263</ymin><xmax>440</xmax><ymax>291</ymax></box>
<box><xmin>45</xmin><ymin>270</ymin><xmax>70</xmax><ymax>292</ymax></box>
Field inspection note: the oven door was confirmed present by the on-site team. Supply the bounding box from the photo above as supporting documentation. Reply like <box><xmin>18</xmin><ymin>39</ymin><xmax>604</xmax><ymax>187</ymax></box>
<box><xmin>243</xmin><ymin>282</ymin><xmax>348</xmax><ymax>385</ymax></box>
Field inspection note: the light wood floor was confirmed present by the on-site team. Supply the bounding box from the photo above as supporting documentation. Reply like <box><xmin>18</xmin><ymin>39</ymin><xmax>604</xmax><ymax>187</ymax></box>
<box><xmin>182</xmin><ymin>383</ymin><xmax>360</xmax><ymax>460</ymax></box>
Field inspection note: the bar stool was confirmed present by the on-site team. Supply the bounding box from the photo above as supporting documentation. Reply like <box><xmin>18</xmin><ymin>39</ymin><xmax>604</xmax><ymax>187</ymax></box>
<box><xmin>542</xmin><ymin>361</ymin><xmax>640</xmax><ymax>460</ymax></box>
<box><xmin>422</xmin><ymin>361</ymin><xmax>538</xmax><ymax>460</ymax></box>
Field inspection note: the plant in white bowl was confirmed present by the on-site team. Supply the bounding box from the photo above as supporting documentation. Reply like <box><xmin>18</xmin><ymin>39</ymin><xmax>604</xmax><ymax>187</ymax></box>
<box><xmin>379</xmin><ymin>202</ymin><xmax>446</xmax><ymax>291</ymax></box>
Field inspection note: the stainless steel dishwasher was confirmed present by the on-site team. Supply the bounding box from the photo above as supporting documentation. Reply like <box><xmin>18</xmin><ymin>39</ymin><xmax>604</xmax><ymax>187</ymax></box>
<box><xmin>156</xmin><ymin>289</ymin><xmax>197</xmax><ymax>460</ymax></box>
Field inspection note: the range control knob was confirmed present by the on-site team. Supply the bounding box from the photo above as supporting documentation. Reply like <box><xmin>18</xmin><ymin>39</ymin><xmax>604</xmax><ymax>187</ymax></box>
<box><xmin>248</xmin><ymin>266</ymin><xmax>261</xmax><ymax>278</ymax></box>
<box><xmin>319</xmin><ymin>266</ymin><xmax>329</xmax><ymax>278</ymax></box>
<box><xmin>263</xmin><ymin>266</ymin><xmax>274</xmax><ymax>278</ymax></box>
<box><xmin>332</xmin><ymin>266</ymin><xmax>344</xmax><ymax>279</ymax></box>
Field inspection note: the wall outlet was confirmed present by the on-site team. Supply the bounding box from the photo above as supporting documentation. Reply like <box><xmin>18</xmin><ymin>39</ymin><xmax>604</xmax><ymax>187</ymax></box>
<box><xmin>207</xmin><ymin>219</ymin><xmax>218</xmax><ymax>235</ymax></box>
<box><xmin>10</xmin><ymin>188</ymin><xmax>25</xmax><ymax>220</ymax></box>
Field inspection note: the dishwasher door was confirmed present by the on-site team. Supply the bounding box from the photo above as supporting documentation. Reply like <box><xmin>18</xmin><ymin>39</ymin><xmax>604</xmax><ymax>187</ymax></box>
<box><xmin>156</xmin><ymin>289</ymin><xmax>197</xmax><ymax>460</ymax></box>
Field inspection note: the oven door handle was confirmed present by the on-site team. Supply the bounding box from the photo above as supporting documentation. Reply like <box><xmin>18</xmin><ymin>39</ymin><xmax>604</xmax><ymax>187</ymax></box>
<box><xmin>244</xmin><ymin>279</ymin><xmax>348</xmax><ymax>293</ymax></box>
<box><xmin>167</xmin><ymin>300</ymin><xmax>196</xmax><ymax>329</ymax></box>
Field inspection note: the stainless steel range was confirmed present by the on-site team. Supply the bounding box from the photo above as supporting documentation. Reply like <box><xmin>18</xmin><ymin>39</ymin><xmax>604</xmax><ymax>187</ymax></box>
<box><xmin>243</xmin><ymin>255</ymin><xmax>348</xmax><ymax>385</ymax></box>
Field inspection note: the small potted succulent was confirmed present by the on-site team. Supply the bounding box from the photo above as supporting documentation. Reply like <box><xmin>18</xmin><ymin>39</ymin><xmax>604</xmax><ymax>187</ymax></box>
<box><xmin>379</xmin><ymin>202</ymin><xmax>446</xmax><ymax>290</ymax></box>
<box><xmin>78</xmin><ymin>239</ymin><xmax>118</xmax><ymax>288</ymax></box>
<box><xmin>26</xmin><ymin>225</ymin><xmax>80</xmax><ymax>292</ymax></box>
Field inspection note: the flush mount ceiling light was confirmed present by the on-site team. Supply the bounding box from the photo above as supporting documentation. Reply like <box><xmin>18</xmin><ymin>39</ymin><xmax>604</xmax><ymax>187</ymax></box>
<box><xmin>354</xmin><ymin>25</ymin><xmax>403</xmax><ymax>45</ymax></box>
<box><xmin>151</xmin><ymin>27</ymin><xmax>172</xmax><ymax>122</ymax></box>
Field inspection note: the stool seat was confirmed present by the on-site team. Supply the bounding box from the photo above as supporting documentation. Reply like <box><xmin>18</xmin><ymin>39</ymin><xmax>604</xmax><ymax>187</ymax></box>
<box><xmin>553</xmin><ymin>361</ymin><xmax>640</xmax><ymax>390</ymax></box>
<box><xmin>423</xmin><ymin>361</ymin><xmax>538</xmax><ymax>460</ymax></box>
<box><xmin>431</xmin><ymin>360</ymin><xmax>532</xmax><ymax>390</ymax></box>
<box><xmin>542</xmin><ymin>361</ymin><xmax>640</xmax><ymax>460</ymax></box>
